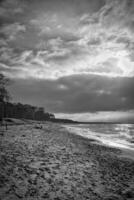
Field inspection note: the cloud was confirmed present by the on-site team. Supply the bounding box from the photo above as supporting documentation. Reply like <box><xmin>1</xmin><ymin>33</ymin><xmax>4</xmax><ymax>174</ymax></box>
<box><xmin>0</xmin><ymin>46</ymin><xmax>16</xmax><ymax>64</ymax></box>
<box><xmin>9</xmin><ymin>74</ymin><xmax>134</xmax><ymax>113</ymax></box>
<box><xmin>0</xmin><ymin>0</ymin><xmax>24</xmax><ymax>18</ymax></box>
<box><xmin>100</xmin><ymin>0</ymin><xmax>134</xmax><ymax>31</ymax></box>
<box><xmin>0</xmin><ymin>0</ymin><xmax>134</xmax><ymax>79</ymax></box>
<box><xmin>0</xmin><ymin>0</ymin><xmax>134</xmax><ymax>120</ymax></box>
<box><xmin>0</xmin><ymin>38</ymin><xmax>7</xmax><ymax>46</ymax></box>
<box><xmin>30</xmin><ymin>12</ymin><xmax>81</xmax><ymax>43</ymax></box>
<box><xmin>0</xmin><ymin>23</ymin><xmax>26</xmax><ymax>41</ymax></box>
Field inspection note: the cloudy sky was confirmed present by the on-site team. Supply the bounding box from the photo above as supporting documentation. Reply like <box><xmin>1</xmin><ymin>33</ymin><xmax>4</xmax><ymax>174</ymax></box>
<box><xmin>0</xmin><ymin>0</ymin><xmax>134</xmax><ymax>122</ymax></box>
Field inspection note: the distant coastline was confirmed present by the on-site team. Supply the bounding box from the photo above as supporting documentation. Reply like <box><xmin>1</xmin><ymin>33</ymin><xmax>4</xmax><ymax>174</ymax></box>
<box><xmin>49</xmin><ymin>118</ymin><xmax>134</xmax><ymax>124</ymax></box>
<box><xmin>2</xmin><ymin>117</ymin><xmax>134</xmax><ymax>125</ymax></box>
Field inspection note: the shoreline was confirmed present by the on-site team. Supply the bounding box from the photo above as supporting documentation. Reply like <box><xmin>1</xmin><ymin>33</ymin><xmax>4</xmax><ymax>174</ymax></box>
<box><xmin>0</xmin><ymin>122</ymin><xmax>134</xmax><ymax>200</ymax></box>
<box><xmin>63</xmin><ymin>124</ymin><xmax>134</xmax><ymax>160</ymax></box>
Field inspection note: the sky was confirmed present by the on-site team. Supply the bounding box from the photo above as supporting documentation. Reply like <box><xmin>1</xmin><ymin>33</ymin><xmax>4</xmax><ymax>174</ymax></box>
<box><xmin>0</xmin><ymin>0</ymin><xmax>134</xmax><ymax>122</ymax></box>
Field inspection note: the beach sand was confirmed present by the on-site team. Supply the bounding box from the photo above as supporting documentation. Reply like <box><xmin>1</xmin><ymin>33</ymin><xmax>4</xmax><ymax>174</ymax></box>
<box><xmin>0</xmin><ymin>122</ymin><xmax>134</xmax><ymax>200</ymax></box>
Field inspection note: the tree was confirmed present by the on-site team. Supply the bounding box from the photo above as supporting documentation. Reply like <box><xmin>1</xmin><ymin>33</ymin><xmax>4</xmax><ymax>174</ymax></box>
<box><xmin>0</xmin><ymin>73</ymin><xmax>10</xmax><ymax>121</ymax></box>
<box><xmin>0</xmin><ymin>73</ymin><xmax>10</xmax><ymax>102</ymax></box>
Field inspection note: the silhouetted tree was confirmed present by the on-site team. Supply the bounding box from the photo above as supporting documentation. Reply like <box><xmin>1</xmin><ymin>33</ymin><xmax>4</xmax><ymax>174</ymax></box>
<box><xmin>0</xmin><ymin>73</ymin><xmax>10</xmax><ymax>102</ymax></box>
<box><xmin>0</xmin><ymin>73</ymin><xmax>55</xmax><ymax>122</ymax></box>
<box><xmin>0</xmin><ymin>73</ymin><xmax>10</xmax><ymax>121</ymax></box>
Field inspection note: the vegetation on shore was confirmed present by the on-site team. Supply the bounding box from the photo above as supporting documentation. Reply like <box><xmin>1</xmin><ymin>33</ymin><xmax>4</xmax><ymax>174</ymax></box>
<box><xmin>0</xmin><ymin>73</ymin><xmax>55</xmax><ymax>122</ymax></box>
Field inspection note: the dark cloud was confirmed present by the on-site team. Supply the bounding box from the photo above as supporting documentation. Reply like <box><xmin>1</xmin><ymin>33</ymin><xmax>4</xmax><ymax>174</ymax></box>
<box><xmin>87</xmin><ymin>38</ymin><xmax>101</xmax><ymax>46</ymax></box>
<box><xmin>100</xmin><ymin>0</ymin><xmax>134</xmax><ymax>30</ymax></box>
<box><xmin>0</xmin><ymin>0</ymin><xmax>134</xmax><ymax>120</ymax></box>
<box><xmin>9</xmin><ymin>75</ymin><xmax>134</xmax><ymax>113</ymax></box>
<box><xmin>24</xmin><ymin>0</ymin><xmax>105</xmax><ymax>15</ymax></box>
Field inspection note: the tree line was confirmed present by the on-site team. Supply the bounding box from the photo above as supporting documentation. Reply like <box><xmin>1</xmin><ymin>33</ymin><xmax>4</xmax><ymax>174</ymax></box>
<box><xmin>0</xmin><ymin>73</ymin><xmax>55</xmax><ymax>121</ymax></box>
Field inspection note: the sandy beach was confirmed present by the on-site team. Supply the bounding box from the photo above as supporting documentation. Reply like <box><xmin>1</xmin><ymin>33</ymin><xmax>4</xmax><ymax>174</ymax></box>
<box><xmin>0</xmin><ymin>122</ymin><xmax>134</xmax><ymax>200</ymax></box>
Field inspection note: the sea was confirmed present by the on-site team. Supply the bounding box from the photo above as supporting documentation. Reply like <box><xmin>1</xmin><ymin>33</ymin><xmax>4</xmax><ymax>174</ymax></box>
<box><xmin>63</xmin><ymin>123</ymin><xmax>134</xmax><ymax>151</ymax></box>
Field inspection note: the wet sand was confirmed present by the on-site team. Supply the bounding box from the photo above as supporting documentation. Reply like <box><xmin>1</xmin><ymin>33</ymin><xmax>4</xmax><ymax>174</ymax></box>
<box><xmin>0</xmin><ymin>122</ymin><xmax>134</xmax><ymax>200</ymax></box>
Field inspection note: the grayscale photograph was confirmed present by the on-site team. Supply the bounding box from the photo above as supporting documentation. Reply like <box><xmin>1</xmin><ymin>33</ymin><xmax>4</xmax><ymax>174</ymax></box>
<box><xmin>0</xmin><ymin>0</ymin><xmax>134</xmax><ymax>199</ymax></box>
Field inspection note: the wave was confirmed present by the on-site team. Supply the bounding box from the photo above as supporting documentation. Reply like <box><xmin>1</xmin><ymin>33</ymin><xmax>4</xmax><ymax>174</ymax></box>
<box><xmin>63</xmin><ymin>124</ymin><xmax>134</xmax><ymax>151</ymax></box>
